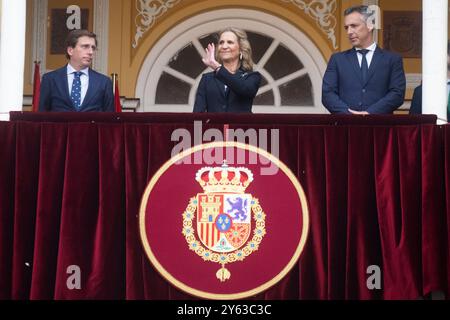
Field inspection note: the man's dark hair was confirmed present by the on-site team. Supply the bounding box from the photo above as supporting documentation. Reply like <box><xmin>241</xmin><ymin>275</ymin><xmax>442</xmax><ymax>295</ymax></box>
<box><xmin>344</xmin><ymin>5</ymin><xmax>374</xmax><ymax>23</ymax></box>
<box><xmin>65</xmin><ymin>29</ymin><xmax>97</xmax><ymax>59</ymax></box>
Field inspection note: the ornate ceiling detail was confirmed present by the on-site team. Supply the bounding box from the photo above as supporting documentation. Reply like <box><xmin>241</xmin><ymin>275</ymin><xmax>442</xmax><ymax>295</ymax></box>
<box><xmin>282</xmin><ymin>0</ymin><xmax>338</xmax><ymax>49</ymax></box>
<box><xmin>133</xmin><ymin>0</ymin><xmax>181</xmax><ymax>48</ymax></box>
<box><xmin>132</xmin><ymin>0</ymin><xmax>338</xmax><ymax>50</ymax></box>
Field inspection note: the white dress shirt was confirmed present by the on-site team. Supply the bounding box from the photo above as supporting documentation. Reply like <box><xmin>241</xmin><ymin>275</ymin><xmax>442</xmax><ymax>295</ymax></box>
<box><xmin>67</xmin><ymin>64</ymin><xmax>89</xmax><ymax>106</ymax></box>
<box><xmin>355</xmin><ymin>42</ymin><xmax>377</xmax><ymax>68</ymax></box>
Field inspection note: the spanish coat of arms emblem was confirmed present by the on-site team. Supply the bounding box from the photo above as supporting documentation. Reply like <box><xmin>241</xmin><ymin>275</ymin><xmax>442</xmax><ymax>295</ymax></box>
<box><xmin>182</xmin><ymin>162</ymin><xmax>266</xmax><ymax>282</ymax></box>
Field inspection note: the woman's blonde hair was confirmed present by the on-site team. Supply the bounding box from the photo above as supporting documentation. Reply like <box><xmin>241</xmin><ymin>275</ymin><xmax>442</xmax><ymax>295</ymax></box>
<box><xmin>215</xmin><ymin>27</ymin><xmax>255</xmax><ymax>72</ymax></box>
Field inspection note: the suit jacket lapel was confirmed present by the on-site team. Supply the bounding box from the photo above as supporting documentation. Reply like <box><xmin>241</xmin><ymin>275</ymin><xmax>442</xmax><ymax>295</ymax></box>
<box><xmin>346</xmin><ymin>49</ymin><xmax>363</xmax><ymax>83</ymax></box>
<box><xmin>364</xmin><ymin>46</ymin><xmax>383</xmax><ymax>86</ymax></box>
<box><xmin>81</xmin><ymin>69</ymin><xmax>100</xmax><ymax>108</ymax></box>
<box><xmin>57</xmin><ymin>66</ymin><xmax>73</xmax><ymax>107</ymax></box>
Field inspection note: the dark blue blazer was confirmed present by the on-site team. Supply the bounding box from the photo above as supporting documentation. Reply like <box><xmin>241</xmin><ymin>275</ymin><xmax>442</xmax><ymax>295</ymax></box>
<box><xmin>409</xmin><ymin>84</ymin><xmax>422</xmax><ymax>114</ymax></box>
<box><xmin>322</xmin><ymin>46</ymin><xmax>406</xmax><ymax>114</ymax></box>
<box><xmin>39</xmin><ymin>65</ymin><xmax>114</xmax><ymax>112</ymax></box>
<box><xmin>193</xmin><ymin>67</ymin><xmax>261</xmax><ymax>113</ymax></box>
<box><xmin>410</xmin><ymin>84</ymin><xmax>450</xmax><ymax>119</ymax></box>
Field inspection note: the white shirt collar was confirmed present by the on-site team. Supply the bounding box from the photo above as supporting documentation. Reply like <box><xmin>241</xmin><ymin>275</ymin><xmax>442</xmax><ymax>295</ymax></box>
<box><xmin>67</xmin><ymin>63</ymin><xmax>89</xmax><ymax>76</ymax></box>
<box><xmin>356</xmin><ymin>42</ymin><xmax>377</xmax><ymax>52</ymax></box>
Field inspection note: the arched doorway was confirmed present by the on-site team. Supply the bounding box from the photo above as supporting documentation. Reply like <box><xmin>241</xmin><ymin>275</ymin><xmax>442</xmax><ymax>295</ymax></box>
<box><xmin>136</xmin><ymin>9</ymin><xmax>328</xmax><ymax>113</ymax></box>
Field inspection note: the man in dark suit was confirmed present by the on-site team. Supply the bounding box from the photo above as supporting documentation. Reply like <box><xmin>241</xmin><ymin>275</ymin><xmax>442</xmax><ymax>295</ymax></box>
<box><xmin>410</xmin><ymin>41</ymin><xmax>450</xmax><ymax>120</ymax></box>
<box><xmin>322</xmin><ymin>5</ymin><xmax>405</xmax><ymax>114</ymax></box>
<box><xmin>39</xmin><ymin>29</ymin><xmax>114</xmax><ymax>112</ymax></box>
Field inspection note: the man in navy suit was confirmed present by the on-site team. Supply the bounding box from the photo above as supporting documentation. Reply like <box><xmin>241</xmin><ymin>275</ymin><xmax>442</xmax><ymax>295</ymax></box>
<box><xmin>39</xmin><ymin>29</ymin><xmax>114</xmax><ymax>112</ymax></box>
<box><xmin>322</xmin><ymin>5</ymin><xmax>405</xmax><ymax>114</ymax></box>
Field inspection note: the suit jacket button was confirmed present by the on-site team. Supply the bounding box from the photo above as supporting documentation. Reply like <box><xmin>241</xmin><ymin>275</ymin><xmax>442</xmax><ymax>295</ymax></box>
<box><xmin>358</xmin><ymin>102</ymin><xmax>362</xmax><ymax>106</ymax></box>
<box><xmin>362</xmin><ymin>89</ymin><xmax>366</xmax><ymax>93</ymax></box>
<box><xmin>222</xmin><ymin>105</ymin><xmax>226</xmax><ymax>109</ymax></box>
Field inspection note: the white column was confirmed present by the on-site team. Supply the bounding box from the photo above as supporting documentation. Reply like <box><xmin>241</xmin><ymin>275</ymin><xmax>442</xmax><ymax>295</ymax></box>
<box><xmin>92</xmin><ymin>0</ymin><xmax>110</xmax><ymax>75</ymax></box>
<box><xmin>422</xmin><ymin>0</ymin><xmax>448</xmax><ymax>123</ymax></box>
<box><xmin>0</xmin><ymin>0</ymin><xmax>26</xmax><ymax>121</ymax></box>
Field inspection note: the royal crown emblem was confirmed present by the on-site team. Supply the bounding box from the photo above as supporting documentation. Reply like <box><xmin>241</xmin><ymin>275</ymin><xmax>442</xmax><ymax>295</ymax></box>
<box><xmin>182</xmin><ymin>161</ymin><xmax>266</xmax><ymax>282</ymax></box>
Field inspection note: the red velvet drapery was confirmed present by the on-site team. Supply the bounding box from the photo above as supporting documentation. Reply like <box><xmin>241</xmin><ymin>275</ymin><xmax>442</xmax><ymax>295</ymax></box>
<box><xmin>0</xmin><ymin>113</ymin><xmax>448</xmax><ymax>299</ymax></box>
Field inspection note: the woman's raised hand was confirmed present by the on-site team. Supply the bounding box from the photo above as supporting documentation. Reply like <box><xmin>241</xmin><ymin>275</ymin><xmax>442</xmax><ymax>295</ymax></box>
<box><xmin>202</xmin><ymin>43</ymin><xmax>220</xmax><ymax>70</ymax></box>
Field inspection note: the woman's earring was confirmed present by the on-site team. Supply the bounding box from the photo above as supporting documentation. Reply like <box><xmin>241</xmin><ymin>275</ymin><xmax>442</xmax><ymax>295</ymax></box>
<box><xmin>240</xmin><ymin>52</ymin><xmax>243</xmax><ymax>60</ymax></box>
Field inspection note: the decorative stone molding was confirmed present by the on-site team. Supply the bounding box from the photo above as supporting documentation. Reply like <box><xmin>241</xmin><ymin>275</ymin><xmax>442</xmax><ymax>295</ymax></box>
<box><xmin>282</xmin><ymin>0</ymin><xmax>338</xmax><ymax>49</ymax></box>
<box><xmin>132</xmin><ymin>0</ymin><xmax>181</xmax><ymax>48</ymax></box>
<box><xmin>132</xmin><ymin>0</ymin><xmax>337</xmax><ymax>49</ymax></box>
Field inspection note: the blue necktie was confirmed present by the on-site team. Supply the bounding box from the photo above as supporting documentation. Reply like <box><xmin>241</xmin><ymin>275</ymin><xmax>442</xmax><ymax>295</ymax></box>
<box><xmin>358</xmin><ymin>49</ymin><xmax>369</xmax><ymax>83</ymax></box>
<box><xmin>71</xmin><ymin>71</ymin><xmax>82</xmax><ymax>110</ymax></box>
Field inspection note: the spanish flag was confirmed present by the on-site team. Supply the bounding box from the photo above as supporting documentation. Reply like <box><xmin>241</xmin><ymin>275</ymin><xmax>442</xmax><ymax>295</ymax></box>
<box><xmin>113</xmin><ymin>75</ymin><xmax>122</xmax><ymax>112</ymax></box>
